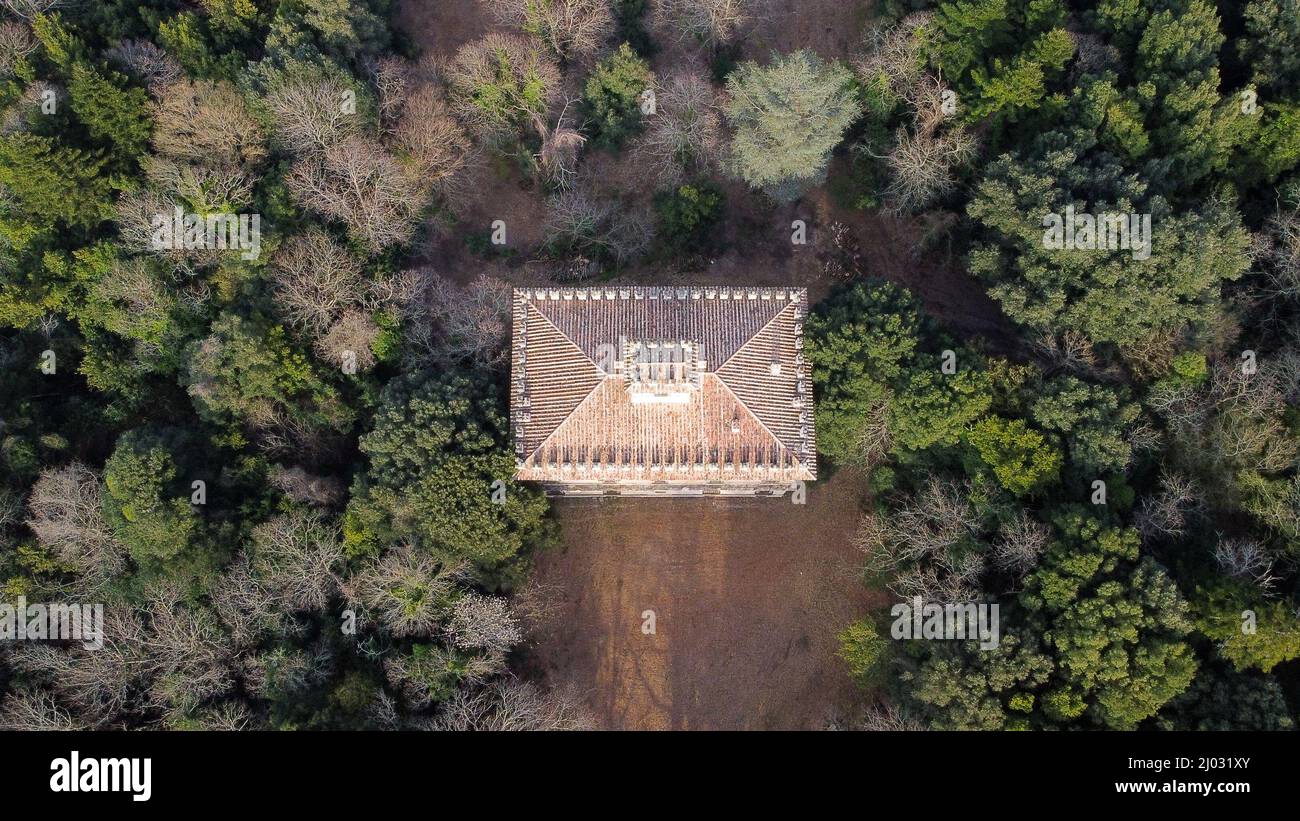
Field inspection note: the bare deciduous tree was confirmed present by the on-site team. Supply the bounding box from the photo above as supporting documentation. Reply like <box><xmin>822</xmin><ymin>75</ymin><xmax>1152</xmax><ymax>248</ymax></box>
<box><xmin>241</xmin><ymin>644</ymin><xmax>333</xmax><ymax>700</ymax></box>
<box><xmin>853</xmin><ymin>701</ymin><xmax>926</xmax><ymax>732</ymax></box>
<box><xmin>144</xmin><ymin>155</ymin><xmax>257</xmax><ymax>213</ymax></box>
<box><xmin>0</xmin><ymin>0</ymin><xmax>63</xmax><ymax>21</ymax></box>
<box><xmin>392</xmin><ymin>83</ymin><xmax>472</xmax><ymax>190</ymax></box>
<box><xmin>210</xmin><ymin>554</ymin><xmax>285</xmax><ymax>649</ymax></box>
<box><xmin>653</xmin><ymin>0</ymin><xmax>750</xmax><ymax>47</ymax></box>
<box><xmin>366</xmin><ymin>55</ymin><xmax>410</xmax><ymax>127</ymax></box>
<box><xmin>992</xmin><ymin>512</ymin><xmax>1049</xmax><ymax>577</ymax></box>
<box><xmin>182</xmin><ymin>700</ymin><xmax>257</xmax><ymax>731</ymax></box>
<box><xmin>270</xmin><ymin>228</ymin><xmax>371</xmax><ymax>337</ymax></box>
<box><xmin>138</xmin><ymin>585</ymin><xmax>236</xmax><ymax>714</ymax></box>
<box><xmin>269</xmin><ymin>464</ymin><xmax>345</xmax><ymax>507</ymax></box>
<box><xmin>448</xmin><ymin>593</ymin><xmax>522</xmax><ymax>655</ymax></box>
<box><xmin>853</xmin><ymin>12</ymin><xmax>933</xmax><ymax>100</ymax></box>
<box><xmin>0</xmin><ymin>688</ymin><xmax>84</xmax><ymax>731</ymax></box>
<box><xmin>152</xmin><ymin>79</ymin><xmax>266</xmax><ymax>169</ymax></box>
<box><xmin>1071</xmin><ymin>32</ymin><xmax>1121</xmax><ymax>78</ymax></box>
<box><xmin>401</xmin><ymin>270</ymin><xmax>513</xmax><ymax>369</ymax></box>
<box><xmin>533</xmin><ymin>101</ymin><xmax>586</xmax><ymax>188</ymax></box>
<box><xmin>544</xmin><ymin>185</ymin><xmax>653</xmax><ymax>262</ymax></box>
<box><xmin>634</xmin><ymin>69</ymin><xmax>724</xmax><ymax>183</ymax></box>
<box><xmin>429</xmin><ymin>677</ymin><xmax>595</xmax><ymax>730</ymax></box>
<box><xmin>248</xmin><ymin>510</ymin><xmax>344</xmax><ymax>613</ymax></box>
<box><xmin>1134</xmin><ymin>472</ymin><xmax>1201</xmax><ymax>542</ymax></box>
<box><xmin>263</xmin><ymin>68</ymin><xmax>362</xmax><ymax>154</ymax></box>
<box><xmin>105</xmin><ymin>39</ymin><xmax>182</xmax><ymax>95</ymax></box>
<box><xmin>0</xmin><ymin>20</ymin><xmax>36</xmax><ymax>77</ymax></box>
<box><xmin>1214</xmin><ymin>536</ymin><xmax>1277</xmax><ymax>592</ymax></box>
<box><xmin>881</xmin><ymin>117</ymin><xmax>975</xmax><ymax>215</ymax></box>
<box><xmin>9</xmin><ymin>607</ymin><xmax>148</xmax><ymax>727</ymax></box>
<box><xmin>285</xmin><ymin>136</ymin><xmax>426</xmax><ymax>252</ymax></box>
<box><xmin>854</xmin><ymin>478</ymin><xmax>986</xmax><ymax>601</ymax></box>
<box><xmin>486</xmin><ymin>0</ymin><xmax>614</xmax><ymax>62</ymax></box>
<box><xmin>346</xmin><ymin>546</ymin><xmax>467</xmax><ymax>638</ymax></box>
<box><xmin>26</xmin><ymin>462</ymin><xmax>126</xmax><ymax>589</ymax></box>
<box><xmin>316</xmin><ymin>309</ymin><xmax>380</xmax><ymax>372</ymax></box>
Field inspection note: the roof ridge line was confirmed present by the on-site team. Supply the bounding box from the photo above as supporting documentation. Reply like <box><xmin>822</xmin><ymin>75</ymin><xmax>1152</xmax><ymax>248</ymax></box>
<box><xmin>517</xmin><ymin>303</ymin><xmax>604</xmax><ymax>458</ymax></box>
<box><xmin>708</xmin><ymin>374</ymin><xmax>801</xmax><ymax>470</ymax></box>
<box><xmin>527</xmin><ymin>374</ymin><xmax>610</xmax><ymax>463</ymax></box>
<box><xmin>714</xmin><ymin>301</ymin><xmax>798</xmax><ymax>372</ymax></box>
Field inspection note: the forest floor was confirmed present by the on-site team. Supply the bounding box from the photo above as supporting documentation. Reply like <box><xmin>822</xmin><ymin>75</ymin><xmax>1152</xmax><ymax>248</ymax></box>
<box><xmin>516</xmin><ymin>467</ymin><xmax>887</xmax><ymax>729</ymax></box>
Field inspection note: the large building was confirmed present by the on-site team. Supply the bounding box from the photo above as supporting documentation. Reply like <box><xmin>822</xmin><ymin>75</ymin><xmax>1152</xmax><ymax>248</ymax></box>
<box><xmin>510</xmin><ymin>286</ymin><xmax>817</xmax><ymax>496</ymax></box>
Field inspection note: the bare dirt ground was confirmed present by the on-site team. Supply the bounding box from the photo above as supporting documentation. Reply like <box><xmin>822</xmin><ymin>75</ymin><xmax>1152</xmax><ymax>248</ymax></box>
<box><xmin>743</xmin><ymin>0</ymin><xmax>873</xmax><ymax>62</ymax></box>
<box><xmin>517</xmin><ymin>468</ymin><xmax>887</xmax><ymax>729</ymax></box>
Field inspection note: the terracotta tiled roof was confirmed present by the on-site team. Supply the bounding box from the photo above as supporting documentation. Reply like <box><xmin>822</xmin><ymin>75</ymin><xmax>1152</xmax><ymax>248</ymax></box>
<box><xmin>511</xmin><ymin>286</ymin><xmax>816</xmax><ymax>485</ymax></box>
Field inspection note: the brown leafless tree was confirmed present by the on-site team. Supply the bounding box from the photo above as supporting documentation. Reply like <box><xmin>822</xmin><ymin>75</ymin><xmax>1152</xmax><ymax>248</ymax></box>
<box><xmin>269</xmin><ymin>464</ymin><xmax>345</xmax><ymax>507</ymax></box>
<box><xmin>486</xmin><ymin>0</ymin><xmax>614</xmax><ymax>63</ymax></box>
<box><xmin>144</xmin><ymin>155</ymin><xmax>257</xmax><ymax>213</ymax></box>
<box><xmin>1</xmin><ymin>79</ymin><xmax>56</xmax><ymax>134</ymax></box>
<box><xmin>316</xmin><ymin>309</ymin><xmax>380</xmax><ymax>372</ymax></box>
<box><xmin>285</xmin><ymin>136</ymin><xmax>426</xmax><ymax>252</ymax></box>
<box><xmin>392</xmin><ymin>83</ymin><xmax>472</xmax><ymax>190</ymax></box>
<box><xmin>448</xmin><ymin>593</ymin><xmax>522</xmax><ymax>655</ymax></box>
<box><xmin>402</xmin><ymin>270</ymin><xmax>513</xmax><ymax>369</ymax></box>
<box><xmin>105</xmin><ymin>38</ymin><xmax>182</xmax><ymax>95</ymax></box>
<box><xmin>346</xmin><ymin>546</ymin><xmax>467</xmax><ymax>638</ymax></box>
<box><xmin>1214</xmin><ymin>536</ymin><xmax>1277</xmax><ymax>593</ymax></box>
<box><xmin>0</xmin><ymin>0</ymin><xmax>63</xmax><ymax>21</ymax></box>
<box><xmin>210</xmin><ymin>553</ymin><xmax>286</xmax><ymax>649</ymax></box>
<box><xmin>138</xmin><ymin>585</ymin><xmax>236</xmax><ymax>714</ymax></box>
<box><xmin>26</xmin><ymin>462</ymin><xmax>127</xmax><ymax>590</ymax></box>
<box><xmin>854</xmin><ymin>478</ymin><xmax>986</xmax><ymax>601</ymax></box>
<box><xmin>366</xmin><ymin>55</ymin><xmax>410</xmax><ymax>127</ymax></box>
<box><xmin>241</xmin><ymin>644</ymin><xmax>333</xmax><ymax>701</ymax></box>
<box><xmin>8</xmin><ymin>607</ymin><xmax>148</xmax><ymax>727</ymax></box>
<box><xmin>263</xmin><ymin>70</ymin><xmax>362</xmax><ymax>154</ymax></box>
<box><xmin>853</xmin><ymin>12</ymin><xmax>933</xmax><ymax>100</ymax></box>
<box><xmin>248</xmin><ymin>510</ymin><xmax>344</xmax><ymax>613</ymax></box>
<box><xmin>1134</xmin><ymin>471</ymin><xmax>1202</xmax><ymax>542</ymax></box>
<box><xmin>270</xmin><ymin>227</ymin><xmax>371</xmax><ymax>337</ymax></box>
<box><xmin>992</xmin><ymin>512</ymin><xmax>1049</xmax><ymax>577</ymax></box>
<box><xmin>181</xmin><ymin>700</ymin><xmax>257</xmax><ymax>731</ymax></box>
<box><xmin>152</xmin><ymin>79</ymin><xmax>266</xmax><ymax>169</ymax></box>
<box><xmin>0</xmin><ymin>20</ymin><xmax>35</xmax><ymax>77</ymax></box>
<box><xmin>445</xmin><ymin>33</ymin><xmax>561</xmax><ymax>144</ymax></box>
<box><xmin>0</xmin><ymin>689</ymin><xmax>84</xmax><ymax>731</ymax></box>
<box><xmin>429</xmin><ymin>677</ymin><xmax>596</xmax><ymax>730</ymax></box>
<box><xmin>652</xmin><ymin>0</ymin><xmax>750</xmax><ymax>47</ymax></box>
<box><xmin>881</xmin><ymin>120</ymin><xmax>975</xmax><ymax>215</ymax></box>
<box><xmin>533</xmin><ymin>101</ymin><xmax>586</xmax><ymax>188</ymax></box>
<box><xmin>853</xmin><ymin>701</ymin><xmax>927</xmax><ymax>732</ymax></box>
<box><xmin>634</xmin><ymin>69</ymin><xmax>724</xmax><ymax>183</ymax></box>
<box><xmin>544</xmin><ymin>185</ymin><xmax>653</xmax><ymax>262</ymax></box>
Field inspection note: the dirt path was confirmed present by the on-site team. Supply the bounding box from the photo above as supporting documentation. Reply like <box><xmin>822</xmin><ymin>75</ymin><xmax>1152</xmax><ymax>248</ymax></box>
<box><xmin>518</xmin><ymin>469</ymin><xmax>886</xmax><ymax>730</ymax></box>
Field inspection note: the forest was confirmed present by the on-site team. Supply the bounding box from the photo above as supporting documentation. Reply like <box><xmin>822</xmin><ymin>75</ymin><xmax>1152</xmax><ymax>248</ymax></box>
<box><xmin>0</xmin><ymin>0</ymin><xmax>1297</xmax><ymax>731</ymax></box>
